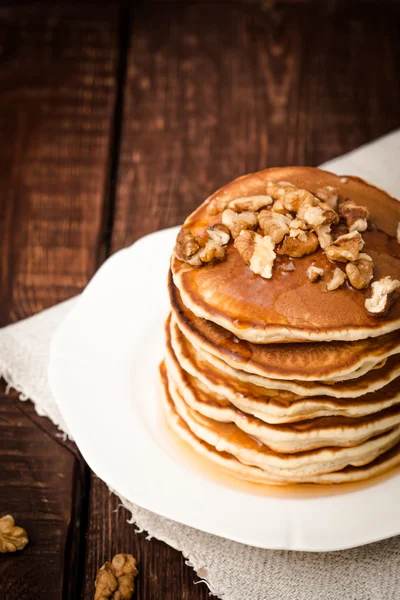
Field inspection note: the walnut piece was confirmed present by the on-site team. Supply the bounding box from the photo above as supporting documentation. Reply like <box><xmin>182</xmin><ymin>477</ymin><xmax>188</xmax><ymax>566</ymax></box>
<box><xmin>266</xmin><ymin>181</ymin><xmax>295</xmax><ymax>201</ymax></box>
<box><xmin>94</xmin><ymin>554</ymin><xmax>138</xmax><ymax>600</ymax></box>
<box><xmin>397</xmin><ymin>223</ymin><xmax>400</xmax><ymax>244</ymax></box>
<box><xmin>206</xmin><ymin>196</ymin><xmax>229</xmax><ymax>215</ymax></box>
<box><xmin>325</xmin><ymin>231</ymin><xmax>364</xmax><ymax>263</ymax></box>
<box><xmin>297</xmin><ymin>202</ymin><xmax>338</xmax><ymax>228</ymax></box>
<box><xmin>258</xmin><ymin>210</ymin><xmax>291</xmax><ymax>243</ymax></box>
<box><xmin>315</xmin><ymin>186</ymin><xmax>339</xmax><ymax>210</ymax></box>
<box><xmin>345</xmin><ymin>253</ymin><xmax>374</xmax><ymax>290</ymax></box>
<box><xmin>234</xmin><ymin>230</ymin><xmax>276</xmax><ymax>279</ymax></box>
<box><xmin>222</xmin><ymin>208</ymin><xmax>258</xmax><ymax>239</ymax></box>
<box><xmin>338</xmin><ymin>200</ymin><xmax>369</xmax><ymax>232</ymax></box>
<box><xmin>174</xmin><ymin>226</ymin><xmax>229</xmax><ymax>266</ymax></box>
<box><xmin>207</xmin><ymin>224</ymin><xmax>231</xmax><ymax>246</ymax></box>
<box><xmin>290</xmin><ymin>218</ymin><xmax>307</xmax><ymax>230</ymax></box>
<box><xmin>174</xmin><ymin>228</ymin><xmax>200</xmax><ymax>264</ymax></box>
<box><xmin>365</xmin><ymin>276</ymin><xmax>400</xmax><ymax>317</ymax></box>
<box><xmin>315</xmin><ymin>224</ymin><xmax>332</xmax><ymax>249</ymax></box>
<box><xmin>228</xmin><ymin>195</ymin><xmax>273</xmax><ymax>212</ymax></box>
<box><xmin>277</xmin><ymin>231</ymin><xmax>319</xmax><ymax>258</ymax></box>
<box><xmin>0</xmin><ymin>515</ymin><xmax>28</xmax><ymax>553</ymax></box>
<box><xmin>326</xmin><ymin>267</ymin><xmax>347</xmax><ymax>291</ymax></box>
<box><xmin>307</xmin><ymin>265</ymin><xmax>324</xmax><ymax>282</ymax></box>
<box><xmin>272</xmin><ymin>188</ymin><xmax>315</xmax><ymax>214</ymax></box>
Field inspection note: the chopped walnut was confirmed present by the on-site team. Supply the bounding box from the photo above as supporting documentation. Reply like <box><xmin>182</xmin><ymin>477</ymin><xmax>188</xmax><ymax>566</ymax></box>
<box><xmin>290</xmin><ymin>218</ymin><xmax>307</xmax><ymax>230</ymax></box>
<box><xmin>298</xmin><ymin>202</ymin><xmax>338</xmax><ymax>228</ymax></box>
<box><xmin>234</xmin><ymin>230</ymin><xmax>276</xmax><ymax>279</ymax></box>
<box><xmin>0</xmin><ymin>515</ymin><xmax>28</xmax><ymax>553</ymax></box>
<box><xmin>345</xmin><ymin>253</ymin><xmax>374</xmax><ymax>289</ymax></box>
<box><xmin>272</xmin><ymin>188</ymin><xmax>315</xmax><ymax>214</ymax></box>
<box><xmin>222</xmin><ymin>208</ymin><xmax>258</xmax><ymax>239</ymax></box>
<box><xmin>315</xmin><ymin>186</ymin><xmax>339</xmax><ymax>210</ymax></box>
<box><xmin>397</xmin><ymin>223</ymin><xmax>400</xmax><ymax>244</ymax></box>
<box><xmin>338</xmin><ymin>200</ymin><xmax>369</xmax><ymax>232</ymax></box>
<box><xmin>325</xmin><ymin>231</ymin><xmax>364</xmax><ymax>263</ymax></box>
<box><xmin>315</xmin><ymin>224</ymin><xmax>332</xmax><ymax>249</ymax></box>
<box><xmin>365</xmin><ymin>276</ymin><xmax>400</xmax><ymax>317</ymax></box>
<box><xmin>197</xmin><ymin>240</ymin><xmax>226</xmax><ymax>264</ymax></box>
<box><xmin>207</xmin><ymin>196</ymin><xmax>229</xmax><ymax>215</ymax></box>
<box><xmin>297</xmin><ymin>204</ymin><xmax>326</xmax><ymax>227</ymax></box>
<box><xmin>174</xmin><ymin>228</ymin><xmax>200</xmax><ymax>264</ymax></box>
<box><xmin>228</xmin><ymin>195</ymin><xmax>273</xmax><ymax>212</ymax></box>
<box><xmin>266</xmin><ymin>181</ymin><xmax>295</xmax><ymax>201</ymax></box>
<box><xmin>174</xmin><ymin>226</ymin><xmax>228</xmax><ymax>266</ymax></box>
<box><xmin>258</xmin><ymin>210</ymin><xmax>291</xmax><ymax>243</ymax></box>
<box><xmin>326</xmin><ymin>267</ymin><xmax>347</xmax><ymax>291</ymax></box>
<box><xmin>207</xmin><ymin>224</ymin><xmax>230</xmax><ymax>246</ymax></box>
<box><xmin>95</xmin><ymin>554</ymin><xmax>138</xmax><ymax>600</ymax></box>
<box><xmin>307</xmin><ymin>265</ymin><xmax>324</xmax><ymax>282</ymax></box>
<box><xmin>277</xmin><ymin>231</ymin><xmax>319</xmax><ymax>258</ymax></box>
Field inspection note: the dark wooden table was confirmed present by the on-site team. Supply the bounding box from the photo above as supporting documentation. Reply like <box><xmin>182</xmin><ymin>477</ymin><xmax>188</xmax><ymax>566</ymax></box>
<box><xmin>0</xmin><ymin>1</ymin><xmax>399</xmax><ymax>598</ymax></box>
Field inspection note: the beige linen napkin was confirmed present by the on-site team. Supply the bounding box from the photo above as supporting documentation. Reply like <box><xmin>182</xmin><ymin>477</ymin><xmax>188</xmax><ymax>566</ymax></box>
<box><xmin>1</xmin><ymin>129</ymin><xmax>400</xmax><ymax>600</ymax></box>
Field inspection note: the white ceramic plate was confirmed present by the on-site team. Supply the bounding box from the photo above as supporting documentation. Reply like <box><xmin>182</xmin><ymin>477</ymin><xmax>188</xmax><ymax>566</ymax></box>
<box><xmin>48</xmin><ymin>226</ymin><xmax>400</xmax><ymax>552</ymax></box>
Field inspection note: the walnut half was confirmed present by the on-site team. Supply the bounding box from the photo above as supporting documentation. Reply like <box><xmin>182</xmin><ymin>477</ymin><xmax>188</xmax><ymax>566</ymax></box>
<box><xmin>234</xmin><ymin>230</ymin><xmax>276</xmax><ymax>279</ymax></box>
<box><xmin>345</xmin><ymin>253</ymin><xmax>374</xmax><ymax>290</ymax></box>
<box><xmin>174</xmin><ymin>226</ymin><xmax>229</xmax><ymax>266</ymax></box>
<box><xmin>95</xmin><ymin>554</ymin><xmax>138</xmax><ymax>600</ymax></box>
<box><xmin>365</xmin><ymin>276</ymin><xmax>400</xmax><ymax>317</ymax></box>
<box><xmin>258</xmin><ymin>210</ymin><xmax>291</xmax><ymax>243</ymax></box>
<box><xmin>277</xmin><ymin>231</ymin><xmax>319</xmax><ymax>258</ymax></box>
<box><xmin>0</xmin><ymin>515</ymin><xmax>28</xmax><ymax>553</ymax></box>
<box><xmin>325</xmin><ymin>231</ymin><xmax>364</xmax><ymax>263</ymax></box>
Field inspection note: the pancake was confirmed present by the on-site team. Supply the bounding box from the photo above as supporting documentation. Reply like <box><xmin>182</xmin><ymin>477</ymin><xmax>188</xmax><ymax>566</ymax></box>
<box><xmin>171</xmin><ymin>314</ymin><xmax>400</xmax><ymax>399</ymax></box>
<box><xmin>160</xmin><ymin>362</ymin><xmax>400</xmax><ymax>485</ymax></box>
<box><xmin>170</xmin><ymin>276</ymin><xmax>400</xmax><ymax>381</ymax></box>
<box><xmin>165</xmin><ymin>343</ymin><xmax>400</xmax><ymax>454</ymax></box>
<box><xmin>165</xmin><ymin>316</ymin><xmax>400</xmax><ymax>424</ymax></box>
<box><xmin>166</xmin><ymin>368</ymin><xmax>400</xmax><ymax>478</ymax></box>
<box><xmin>171</xmin><ymin>167</ymin><xmax>400</xmax><ymax>343</ymax></box>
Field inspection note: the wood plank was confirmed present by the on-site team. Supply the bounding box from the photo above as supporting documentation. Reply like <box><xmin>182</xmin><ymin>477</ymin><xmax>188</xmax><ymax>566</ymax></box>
<box><xmin>86</xmin><ymin>1</ymin><xmax>400</xmax><ymax>599</ymax></box>
<box><xmin>0</xmin><ymin>394</ymin><xmax>88</xmax><ymax>600</ymax></box>
<box><xmin>0</xmin><ymin>3</ymin><xmax>119</xmax><ymax>326</ymax></box>
<box><xmin>82</xmin><ymin>478</ymin><xmax>211</xmax><ymax>600</ymax></box>
<box><xmin>0</xmin><ymin>4</ymin><xmax>120</xmax><ymax>599</ymax></box>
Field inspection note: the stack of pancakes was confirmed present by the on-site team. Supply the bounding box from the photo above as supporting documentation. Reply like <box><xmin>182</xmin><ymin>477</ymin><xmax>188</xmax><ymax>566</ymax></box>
<box><xmin>160</xmin><ymin>167</ymin><xmax>400</xmax><ymax>485</ymax></box>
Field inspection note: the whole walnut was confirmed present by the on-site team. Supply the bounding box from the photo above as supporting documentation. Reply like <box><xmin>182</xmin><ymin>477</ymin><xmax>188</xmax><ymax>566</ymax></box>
<box><xmin>94</xmin><ymin>554</ymin><xmax>138</xmax><ymax>600</ymax></box>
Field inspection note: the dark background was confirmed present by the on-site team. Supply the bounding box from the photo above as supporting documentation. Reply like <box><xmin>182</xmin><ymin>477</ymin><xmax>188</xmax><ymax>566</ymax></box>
<box><xmin>0</xmin><ymin>1</ymin><xmax>399</xmax><ymax>598</ymax></box>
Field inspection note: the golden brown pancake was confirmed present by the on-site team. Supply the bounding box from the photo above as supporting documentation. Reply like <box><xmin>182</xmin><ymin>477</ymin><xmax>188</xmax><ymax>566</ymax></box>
<box><xmin>171</xmin><ymin>167</ymin><xmax>400</xmax><ymax>343</ymax></box>
<box><xmin>169</xmin><ymin>275</ymin><xmax>400</xmax><ymax>381</ymax></box>
<box><xmin>165</xmin><ymin>315</ymin><xmax>400</xmax><ymax>423</ymax></box>
<box><xmin>159</xmin><ymin>362</ymin><xmax>400</xmax><ymax>485</ymax></box>
<box><xmin>164</xmin><ymin>338</ymin><xmax>400</xmax><ymax>454</ymax></box>
<box><xmin>170</xmin><ymin>313</ymin><xmax>400</xmax><ymax>398</ymax></box>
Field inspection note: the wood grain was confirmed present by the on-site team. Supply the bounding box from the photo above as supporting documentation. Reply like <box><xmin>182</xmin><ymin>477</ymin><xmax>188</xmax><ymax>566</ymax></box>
<box><xmin>0</xmin><ymin>394</ymin><xmax>88</xmax><ymax>599</ymax></box>
<box><xmin>0</xmin><ymin>3</ymin><xmax>119</xmax><ymax>326</ymax></box>
<box><xmin>0</xmin><ymin>4</ymin><xmax>119</xmax><ymax>599</ymax></box>
<box><xmin>82</xmin><ymin>478</ymin><xmax>210</xmax><ymax>600</ymax></box>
